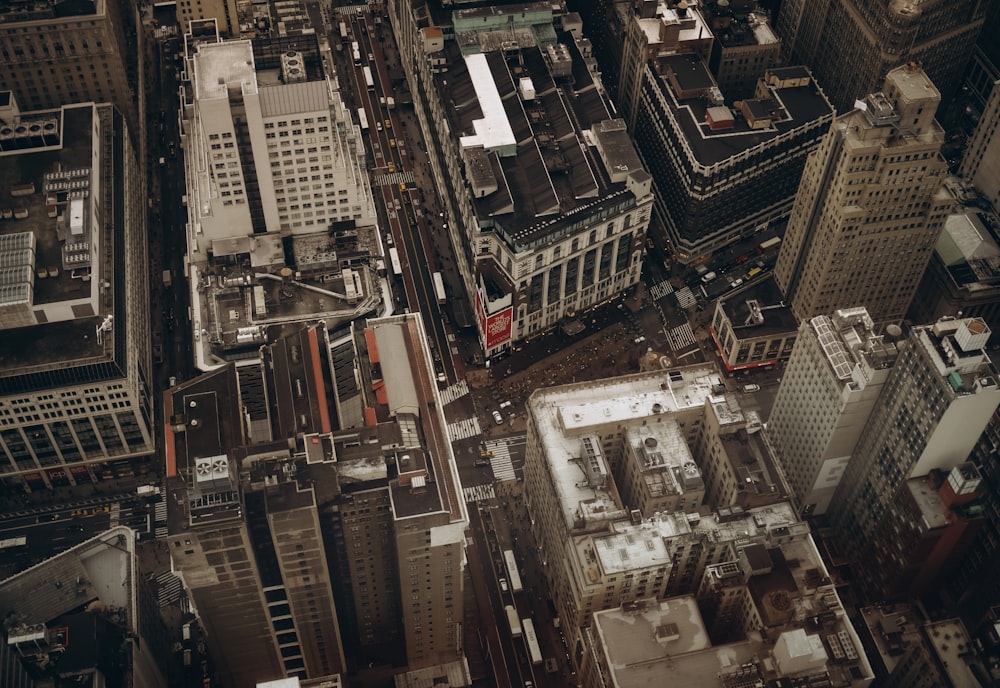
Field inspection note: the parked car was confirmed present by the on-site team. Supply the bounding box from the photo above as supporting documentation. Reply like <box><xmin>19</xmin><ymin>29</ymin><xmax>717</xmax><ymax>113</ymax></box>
<box><xmin>492</xmin><ymin>410</ymin><xmax>504</xmax><ymax>425</ymax></box>
<box><xmin>499</xmin><ymin>578</ymin><xmax>509</xmax><ymax>592</ymax></box>
<box><xmin>742</xmin><ymin>384</ymin><xmax>761</xmax><ymax>393</ymax></box>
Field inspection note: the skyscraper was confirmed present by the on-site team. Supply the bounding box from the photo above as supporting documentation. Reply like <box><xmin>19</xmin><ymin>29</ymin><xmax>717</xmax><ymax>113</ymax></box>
<box><xmin>775</xmin><ymin>0</ymin><xmax>985</xmax><ymax>115</ymax></box>
<box><xmin>0</xmin><ymin>0</ymin><xmax>142</xmax><ymax>132</ymax></box>
<box><xmin>775</xmin><ymin>63</ymin><xmax>951</xmax><ymax>323</ymax></box>
<box><xmin>767</xmin><ymin>308</ymin><xmax>900</xmax><ymax>517</ymax></box>
<box><xmin>829</xmin><ymin>317</ymin><xmax>1000</xmax><ymax>585</ymax></box>
<box><xmin>0</xmin><ymin>96</ymin><xmax>153</xmax><ymax>491</ymax></box>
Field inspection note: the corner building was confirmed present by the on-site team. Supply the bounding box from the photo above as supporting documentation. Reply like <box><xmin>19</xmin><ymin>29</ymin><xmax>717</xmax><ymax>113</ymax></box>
<box><xmin>383</xmin><ymin>1</ymin><xmax>652</xmax><ymax>359</ymax></box>
<box><xmin>0</xmin><ymin>96</ymin><xmax>153</xmax><ymax>491</ymax></box>
<box><xmin>775</xmin><ymin>63</ymin><xmax>951</xmax><ymax>323</ymax></box>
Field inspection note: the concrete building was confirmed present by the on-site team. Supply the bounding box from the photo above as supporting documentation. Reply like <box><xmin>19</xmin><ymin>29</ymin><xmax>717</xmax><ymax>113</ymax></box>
<box><xmin>829</xmin><ymin>316</ymin><xmax>1000</xmax><ymax>587</ymax></box>
<box><xmin>704</xmin><ymin>0</ymin><xmax>781</xmax><ymax>101</ymax></box>
<box><xmin>960</xmin><ymin>81</ymin><xmax>1000</xmax><ymax>210</ymax></box>
<box><xmin>0</xmin><ymin>96</ymin><xmax>154</xmax><ymax>492</ymax></box>
<box><xmin>0</xmin><ymin>0</ymin><xmax>142</xmax><ymax>132</ymax></box>
<box><xmin>767</xmin><ymin>307</ymin><xmax>900</xmax><ymax>516</ymax></box>
<box><xmin>580</xmin><ymin>521</ymin><xmax>874</xmax><ymax>687</ymax></box>
<box><xmin>862</xmin><ymin>463</ymin><xmax>986</xmax><ymax>599</ymax></box>
<box><xmin>708</xmin><ymin>277</ymin><xmax>798</xmax><ymax>371</ymax></box>
<box><xmin>0</xmin><ymin>527</ymin><xmax>168</xmax><ymax>688</ymax></box>
<box><xmin>179</xmin><ymin>24</ymin><xmax>381</xmax><ymax>369</ymax></box>
<box><xmin>633</xmin><ymin>59</ymin><xmax>833</xmax><ymax>263</ymax></box>
<box><xmin>860</xmin><ymin>604</ymin><xmax>988</xmax><ymax>688</ymax></box>
<box><xmin>775</xmin><ymin>63</ymin><xmax>952</xmax><ymax>324</ymax></box>
<box><xmin>384</xmin><ymin>1</ymin><xmax>653</xmax><ymax>359</ymax></box>
<box><xmin>775</xmin><ymin>0</ymin><xmax>986</xmax><ymax>115</ymax></box>
<box><xmin>909</xmin><ymin>207</ymin><xmax>1000</xmax><ymax>344</ymax></box>
<box><xmin>694</xmin><ymin>395</ymin><xmax>789</xmax><ymax>510</ymax></box>
<box><xmin>164</xmin><ymin>314</ymin><xmax>468</xmax><ymax>684</ymax></box>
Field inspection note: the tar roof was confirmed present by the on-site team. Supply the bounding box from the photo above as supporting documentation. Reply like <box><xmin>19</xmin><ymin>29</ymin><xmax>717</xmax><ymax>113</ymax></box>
<box><xmin>719</xmin><ymin>276</ymin><xmax>798</xmax><ymax>337</ymax></box>
<box><xmin>652</xmin><ymin>57</ymin><xmax>833</xmax><ymax>168</ymax></box>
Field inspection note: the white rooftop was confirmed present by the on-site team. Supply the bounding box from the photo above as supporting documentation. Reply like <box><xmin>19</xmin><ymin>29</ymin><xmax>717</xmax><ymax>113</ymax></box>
<box><xmin>530</xmin><ymin>365</ymin><xmax>723</xmax><ymax>533</ymax></box>
<box><xmin>194</xmin><ymin>40</ymin><xmax>258</xmax><ymax>101</ymax></box>
<box><xmin>459</xmin><ymin>53</ymin><xmax>516</xmax><ymax>152</ymax></box>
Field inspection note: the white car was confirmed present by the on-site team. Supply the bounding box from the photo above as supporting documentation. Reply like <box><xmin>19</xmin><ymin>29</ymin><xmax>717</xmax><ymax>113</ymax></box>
<box><xmin>742</xmin><ymin>384</ymin><xmax>761</xmax><ymax>393</ymax></box>
<box><xmin>492</xmin><ymin>410</ymin><xmax>504</xmax><ymax>425</ymax></box>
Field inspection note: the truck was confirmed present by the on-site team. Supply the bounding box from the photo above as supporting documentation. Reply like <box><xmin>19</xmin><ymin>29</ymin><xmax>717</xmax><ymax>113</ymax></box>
<box><xmin>386</xmin><ymin>96</ymin><xmax>395</xmax><ymax>110</ymax></box>
<box><xmin>162</xmin><ymin>269</ymin><xmax>172</xmax><ymax>287</ymax></box>
<box><xmin>505</xmin><ymin>605</ymin><xmax>522</xmax><ymax>638</ymax></box>
<box><xmin>522</xmin><ymin>618</ymin><xmax>543</xmax><ymax>665</ymax></box>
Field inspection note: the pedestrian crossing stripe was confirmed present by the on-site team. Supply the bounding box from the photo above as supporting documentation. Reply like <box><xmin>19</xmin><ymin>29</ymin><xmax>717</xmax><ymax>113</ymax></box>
<box><xmin>463</xmin><ymin>484</ymin><xmax>496</xmax><ymax>503</ymax></box>
<box><xmin>447</xmin><ymin>416</ymin><xmax>482</xmax><ymax>442</ymax></box>
<box><xmin>675</xmin><ymin>286</ymin><xmax>697</xmax><ymax>309</ymax></box>
<box><xmin>373</xmin><ymin>170</ymin><xmax>415</xmax><ymax>187</ymax></box>
<box><xmin>155</xmin><ymin>571</ymin><xmax>184</xmax><ymax>608</ymax></box>
<box><xmin>439</xmin><ymin>379</ymin><xmax>470</xmax><ymax>405</ymax></box>
<box><xmin>666</xmin><ymin>323</ymin><xmax>697</xmax><ymax>352</ymax></box>
<box><xmin>649</xmin><ymin>280</ymin><xmax>675</xmax><ymax>302</ymax></box>
<box><xmin>483</xmin><ymin>439</ymin><xmax>516</xmax><ymax>481</ymax></box>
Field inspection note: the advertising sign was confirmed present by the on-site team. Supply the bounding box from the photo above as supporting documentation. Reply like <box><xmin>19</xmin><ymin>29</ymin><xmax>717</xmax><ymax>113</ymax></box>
<box><xmin>484</xmin><ymin>306</ymin><xmax>513</xmax><ymax>351</ymax></box>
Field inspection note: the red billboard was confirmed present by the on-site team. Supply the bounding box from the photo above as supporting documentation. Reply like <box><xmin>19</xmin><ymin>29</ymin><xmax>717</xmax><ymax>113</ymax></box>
<box><xmin>484</xmin><ymin>307</ymin><xmax>513</xmax><ymax>350</ymax></box>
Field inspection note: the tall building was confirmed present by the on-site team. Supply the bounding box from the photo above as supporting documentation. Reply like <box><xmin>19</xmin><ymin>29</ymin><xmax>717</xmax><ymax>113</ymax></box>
<box><xmin>960</xmin><ymin>81</ymin><xmax>1000</xmax><ymax>210</ymax></box>
<box><xmin>0</xmin><ymin>96</ymin><xmax>154</xmax><ymax>492</ymax></box>
<box><xmin>829</xmin><ymin>316</ymin><xmax>1000</xmax><ymax>589</ymax></box>
<box><xmin>164</xmin><ymin>315</ymin><xmax>468</xmax><ymax>684</ymax></box>
<box><xmin>179</xmin><ymin>25</ymin><xmax>381</xmax><ymax>369</ymax></box>
<box><xmin>767</xmin><ymin>308</ymin><xmax>900</xmax><ymax>516</ymax></box>
<box><xmin>0</xmin><ymin>0</ymin><xmax>142</xmax><ymax>132</ymax></box>
<box><xmin>0</xmin><ymin>527</ymin><xmax>169</xmax><ymax>688</ymax></box>
<box><xmin>173</xmin><ymin>0</ymin><xmax>240</xmax><ymax>37</ymax></box>
<box><xmin>775</xmin><ymin>0</ymin><xmax>985</xmax><ymax>115</ymax></box>
<box><xmin>775</xmin><ymin>63</ymin><xmax>952</xmax><ymax>323</ymax></box>
<box><xmin>385</xmin><ymin>1</ymin><xmax>653</xmax><ymax>358</ymax></box>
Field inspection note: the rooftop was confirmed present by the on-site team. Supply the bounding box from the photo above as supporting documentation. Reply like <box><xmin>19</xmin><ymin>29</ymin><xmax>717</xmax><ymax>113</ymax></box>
<box><xmin>193</xmin><ymin>40</ymin><xmax>258</xmax><ymax>101</ymax></box>
<box><xmin>0</xmin><ymin>0</ymin><xmax>101</xmax><ymax>24</ymax></box>
<box><xmin>718</xmin><ymin>276</ymin><xmax>798</xmax><ymax>338</ymax></box>
<box><xmin>650</xmin><ymin>57</ymin><xmax>834</xmax><ymax>168</ymax></box>
<box><xmin>807</xmin><ymin>307</ymin><xmax>900</xmax><ymax>382</ymax></box>
<box><xmin>438</xmin><ymin>10</ymin><xmax>649</xmax><ymax>250</ymax></box>
<box><xmin>0</xmin><ymin>101</ymin><xmax>122</xmax><ymax>381</ymax></box>
<box><xmin>528</xmin><ymin>364</ymin><xmax>724</xmax><ymax>532</ymax></box>
<box><xmin>937</xmin><ymin>209</ymin><xmax>1000</xmax><ymax>291</ymax></box>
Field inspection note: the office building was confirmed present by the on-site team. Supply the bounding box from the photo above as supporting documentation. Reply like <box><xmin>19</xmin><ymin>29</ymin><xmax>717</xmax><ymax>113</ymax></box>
<box><xmin>708</xmin><ymin>277</ymin><xmax>798</xmax><ymax>370</ymax></box>
<box><xmin>775</xmin><ymin>63</ymin><xmax>952</xmax><ymax>323</ymax></box>
<box><xmin>775</xmin><ymin>0</ymin><xmax>985</xmax><ymax>115</ymax></box>
<box><xmin>909</xmin><ymin>206</ymin><xmax>1000</xmax><ymax>345</ymax></box>
<box><xmin>0</xmin><ymin>0</ymin><xmax>142</xmax><ymax>133</ymax></box>
<box><xmin>767</xmin><ymin>308</ymin><xmax>900</xmax><ymax>516</ymax></box>
<box><xmin>172</xmin><ymin>0</ymin><xmax>240</xmax><ymax>37</ymax></box>
<box><xmin>385</xmin><ymin>1</ymin><xmax>653</xmax><ymax>358</ymax></box>
<box><xmin>581</xmin><ymin>537</ymin><xmax>874</xmax><ymax>687</ymax></box>
<box><xmin>0</xmin><ymin>96</ymin><xmax>154</xmax><ymax>491</ymax></box>
<box><xmin>179</xmin><ymin>26</ymin><xmax>381</xmax><ymax>369</ymax></box>
<box><xmin>164</xmin><ymin>315</ymin><xmax>467</xmax><ymax>683</ymax></box>
<box><xmin>829</xmin><ymin>317</ymin><xmax>1000</xmax><ymax>585</ymax></box>
<box><xmin>860</xmin><ymin>604</ymin><xmax>988</xmax><ymax>688</ymax></box>
<box><xmin>960</xmin><ymin>82</ymin><xmax>1000</xmax><ymax>210</ymax></box>
<box><xmin>0</xmin><ymin>527</ymin><xmax>168</xmax><ymax>688</ymax></box>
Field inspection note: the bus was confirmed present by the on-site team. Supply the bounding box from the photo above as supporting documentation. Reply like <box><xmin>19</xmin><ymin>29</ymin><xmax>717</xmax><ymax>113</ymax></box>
<box><xmin>522</xmin><ymin>617</ymin><xmax>543</xmax><ymax>665</ymax></box>
<box><xmin>362</xmin><ymin>66</ymin><xmax>374</xmax><ymax>90</ymax></box>
<box><xmin>339</xmin><ymin>21</ymin><xmax>348</xmax><ymax>41</ymax></box>
<box><xmin>357</xmin><ymin>107</ymin><xmax>369</xmax><ymax>131</ymax></box>
<box><xmin>0</xmin><ymin>536</ymin><xmax>27</xmax><ymax>551</ymax></box>
<box><xmin>351</xmin><ymin>41</ymin><xmax>361</xmax><ymax>65</ymax></box>
<box><xmin>757</xmin><ymin>236</ymin><xmax>781</xmax><ymax>252</ymax></box>
<box><xmin>432</xmin><ymin>271</ymin><xmax>447</xmax><ymax>305</ymax></box>
<box><xmin>502</xmin><ymin>549</ymin><xmax>524</xmax><ymax>593</ymax></box>
<box><xmin>505</xmin><ymin>605</ymin><xmax>522</xmax><ymax>638</ymax></box>
<box><xmin>388</xmin><ymin>247</ymin><xmax>402</xmax><ymax>276</ymax></box>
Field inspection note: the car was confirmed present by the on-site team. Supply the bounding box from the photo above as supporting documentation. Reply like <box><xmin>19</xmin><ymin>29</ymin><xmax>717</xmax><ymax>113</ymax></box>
<box><xmin>65</xmin><ymin>525</ymin><xmax>85</xmax><ymax>532</ymax></box>
<box><xmin>730</xmin><ymin>278</ymin><xmax>744</xmax><ymax>289</ymax></box>
<box><xmin>384</xmin><ymin>119</ymin><xmax>391</xmax><ymax>129</ymax></box>
<box><xmin>37</xmin><ymin>513</ymin><xmax>60</xmax><ymax>523</ymax></box>
<box><xmin>634</xmin><ymin>336</ymin><xmax>646</xmax><ymax>344</ymax></box>
<box><xmin>368</xmin><ymin>52</ymin><xmax>374</xmax><ymax>61</ymax></box>
<box><xmin>474</xmin><ymin>459</ymin><xmax>491</xmax><ymax>468</ymax></box>
<box><xmin>499</xmin><ymin>578</ymin><xmax>509</xmax><ymax>592</ymax></box>
<box><xmin>480</xmin><ymin>450</ymin><xmax>494</xmax><ymax>458</ymax></box>
<box><xmin>742</xmin><ymin>384</ymin><xmax>761</xmax><ymax>393</ymax></box>
<box><xmin>701</xmin><ymin>271</ymin><xmax>717</xmax><ymax>283</ymax></box>
<box><xmin>492</xmin><ymin>410</ymin><xmax>504</xmax><ymax>425</ymax></box>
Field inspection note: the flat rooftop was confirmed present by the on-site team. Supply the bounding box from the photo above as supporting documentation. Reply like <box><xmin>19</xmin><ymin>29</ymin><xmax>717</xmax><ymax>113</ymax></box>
<box><xmin>193</xmin><ymin>40</ymin><xmax>258</xmax><ymax>101</ymax></box>
<box><xmin>652</xmin><ymin>56</ymin><xmax>833</xmax><ymax>168</ymax></box>
<box><xmin>528</xmin><ymin>364</ymin><xmax>724</xmax><ymax>533</ymax></box>
<box><xmin>0</xmin><ymin>103</ymin><xmax>116</xmax><ymax>377</ymax></box>
<box><xmin>719</xmin><ymin>276</ymin><xmax>798</xmax><ymax>338</ymax></box>
<box><xmin>437</xmin><ymin>17</ymin><xmax>646</xmax><ymax>249</ymax></box>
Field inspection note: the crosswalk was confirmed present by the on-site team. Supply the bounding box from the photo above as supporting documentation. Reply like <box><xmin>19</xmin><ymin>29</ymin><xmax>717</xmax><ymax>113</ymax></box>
<box><xmin>372</xmin><ymin>170</ymin><xmax>415</xmax><ymax>188</ymax></box>
<box><xmin>110</xmin><ymin>503</ymin><xmax>120</xmax><ymax>528</ymax></box>
<box><xmin>649</xmin><ymin>280</ymin><xmax>674</xmax><ymax>301</ymax></box>
<box><xmin>463</xmin><ymin>483</ymin><xmax>496</xmax><ymax>503</ymax></box>
<box><xmin>439</xmin><ymin>379</ymin><xmax>470</xmax><ymax>405</ymax></box>
<box><xmin>155</xmin><ymin>571</ymin><xmax>184</xmax><ymax>608</ymax></box>
<box><xmin>675</xmin><ymin>286</ymin><xmax>698</xmax><ymax>309</ymax></box>
<box><xmin>448</xmin><ymin>416</ymin><xmax>482</xmax><ymax>442</ymax></box>
<box><xmin>483</xmin><ymin>439</ymin><xmax>516</xmax><ymax>481</ymax></box>
<box><xmin>154</xmin><ymin>500</ymin><xmax>167</xmax><ymax>525</ymax></box>
<box><xmin>665</xmin><ymin>322</ymin><xmax>698</xmax><ymax>352</ymax></box>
